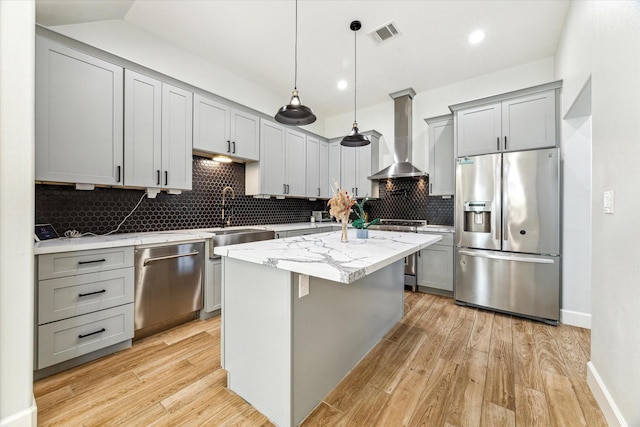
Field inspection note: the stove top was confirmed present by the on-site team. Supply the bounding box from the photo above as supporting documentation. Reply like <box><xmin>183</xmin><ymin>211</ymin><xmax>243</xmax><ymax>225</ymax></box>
<box><xmin>368</xmin><ymin>219</ymin><xmax>427</xmax><ymax>232</ymax></box>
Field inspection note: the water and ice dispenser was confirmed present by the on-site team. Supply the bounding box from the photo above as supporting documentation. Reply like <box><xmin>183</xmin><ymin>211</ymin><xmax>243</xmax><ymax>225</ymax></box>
<box><xmin>463</xmin><ymin>201</ymin><xmax>492</xmax><ymax>233</ymax></box>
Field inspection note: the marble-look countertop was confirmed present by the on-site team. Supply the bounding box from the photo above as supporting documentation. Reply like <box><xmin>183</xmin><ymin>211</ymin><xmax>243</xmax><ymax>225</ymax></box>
<box><xmin>214</xmin><ymin>230</ymin><xmax>442</xmax><ymax>284</ymax></box>
<box><xmin>34</xmin><ymin>230</ymin><xmax>217</xmax><ymax>255</ymax></box>
<box><xmin>417</xmin><ymin>225</ymin><xmax>455</xmax><ymax>233</ymax></box>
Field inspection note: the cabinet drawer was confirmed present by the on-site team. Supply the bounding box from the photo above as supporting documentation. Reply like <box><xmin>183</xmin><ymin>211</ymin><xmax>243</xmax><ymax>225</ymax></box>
<box><xmin>38</xmin><ymin>267</ymin><xmax>134</xmax><ymax>324</ymax></box>
<box><xmin>39</xmin><ymin>247</ymin><xmax>134</xmax><ymax>280</ymax></box>
<box><xmin>38</xmin><ymin>304</ymin><xmax>134</xmax><ymax>369</ymax></box>
<box><xmin>419</xmin><ymin>232</ymin><xmax>454</xmax><ymax>247</ymax></box>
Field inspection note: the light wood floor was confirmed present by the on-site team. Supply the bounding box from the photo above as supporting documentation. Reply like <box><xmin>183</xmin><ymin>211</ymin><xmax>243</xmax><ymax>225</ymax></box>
<box><xmin>34</xmin><ymin>292</ymin><xmax>607</xmax><ymax>426</ymax></box>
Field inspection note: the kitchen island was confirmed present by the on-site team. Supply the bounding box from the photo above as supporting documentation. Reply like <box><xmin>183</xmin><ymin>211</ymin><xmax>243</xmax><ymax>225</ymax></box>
<box><xmin>214</xmin><ymin>230</ymin><xmax>441</xmax><ymax>427</ymax></box>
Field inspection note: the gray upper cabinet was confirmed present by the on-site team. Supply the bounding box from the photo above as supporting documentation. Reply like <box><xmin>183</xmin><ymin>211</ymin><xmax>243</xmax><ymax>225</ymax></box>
<box><xmin>455</xmin><ymin>89</ymin><xmax>557</xmax><ymax>157</ymax></box>
<box><xmin>328</xmin><ymin>142</ymin><xmax>341</xmax><ymax>196</ymax></box>
<box><xmin>245</xmin><ymin>120</ymin><xmax>307</xmax><ymax>197</ymax></box>
<box><xmin>426</xmin><ymin>115</ymin><xmax>454</xmax><ymax>196</ymax></box>
<box><xmin>193</xmin><ymin>94</ymin><xmax>259</xmax><ymax>162</ymax></box>
<box><xmin>36</xmin><ymin>36</ymin><xmax>124</xmax><ymax>186</ymax></box>
<box><xmin>306</xmin><ymin>136</ymin><xmax>320</xmax><ymax>199</ymax></box>
<box><xmin>319</xmin><ymin>141</ymin><xmax>331</xmax><ymax>199</ymax></box>
<box><xmin>340</xmin><ymin>144</ymin><xmax>372</xmax><ymax>198</ymax></box>
<box><xmin>285</xmin><ymin>128</ymin><xmax>307</xmax><ymax>198</ymax></box>
<box><xmin>124</xmin><ymin>70</ymin><xmax>192</xmax><ymax>191</ymax></box>
<box><xmin>161</xmin><ymin>84</ymin><xmax>193</xmax><ymax>191</ymax></box>
<box><xmin>124</xmin><ymin>70</ymin><xmax>162</xmax><ymax>188</ymax></box>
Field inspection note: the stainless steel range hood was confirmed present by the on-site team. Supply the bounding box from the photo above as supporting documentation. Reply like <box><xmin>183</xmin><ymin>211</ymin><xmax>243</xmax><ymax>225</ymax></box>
<box><xmin>368</xmin><ymin>88</ymin><xmax>427</xmax><ymax>180</ymax></box>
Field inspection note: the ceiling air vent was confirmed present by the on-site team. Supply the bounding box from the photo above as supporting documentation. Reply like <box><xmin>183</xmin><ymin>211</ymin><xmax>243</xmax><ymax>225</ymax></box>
<box><xmin>368</xmin><ymin>21</ymin><xmax>400</xmax><ymax>44</ymax></box>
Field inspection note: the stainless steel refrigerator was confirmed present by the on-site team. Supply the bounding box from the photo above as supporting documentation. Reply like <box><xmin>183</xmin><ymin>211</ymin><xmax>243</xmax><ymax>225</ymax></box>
<box><xmin>454</xmin><ymin>148</ymin><xmax>560</xmax><ymax>324</ymax></box>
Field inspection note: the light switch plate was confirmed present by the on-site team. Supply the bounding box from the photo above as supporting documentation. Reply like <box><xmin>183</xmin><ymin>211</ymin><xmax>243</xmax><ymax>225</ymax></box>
<box><xmin>299</xmin><ymin>274</ymin><xmax>310</xmax><ymax>298</ymax></box>
<box><xmin>603</xmin><ymin>188</ymin><xmax>614</xmax><ymax>214</ymax></box>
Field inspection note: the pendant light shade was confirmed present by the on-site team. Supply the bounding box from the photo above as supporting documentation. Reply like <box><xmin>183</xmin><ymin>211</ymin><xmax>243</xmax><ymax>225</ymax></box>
<box><xmin>341</xmin><ymin>20</ymin><xmax>369</xmax><ymax>147</ymax></box>
<box><xmin>275</xmin><ymin>0</ymin><xmax>316</xmax><ymax>126</ymax></box>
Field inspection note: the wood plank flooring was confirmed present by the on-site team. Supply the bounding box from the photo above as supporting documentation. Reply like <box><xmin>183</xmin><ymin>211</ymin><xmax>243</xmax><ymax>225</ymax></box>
<box><xmin>34</xmin><ymin>292</ymin><xmax>607</xmax><ymax>426</ymax></box>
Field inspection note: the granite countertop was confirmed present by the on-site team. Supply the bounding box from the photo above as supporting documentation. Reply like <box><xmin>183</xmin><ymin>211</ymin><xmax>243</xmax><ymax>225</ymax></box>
<box><xmin>213</xmin><ymin>230</ymin><xmax>442</xmax><ymax>284</ymax></box>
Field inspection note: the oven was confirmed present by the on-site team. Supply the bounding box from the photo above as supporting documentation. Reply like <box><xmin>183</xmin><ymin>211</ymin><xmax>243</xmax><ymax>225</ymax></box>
<box><xmin>368</xmin><ymin>219</ymin><xmax>426</xmax><ymax>291</ymax></box>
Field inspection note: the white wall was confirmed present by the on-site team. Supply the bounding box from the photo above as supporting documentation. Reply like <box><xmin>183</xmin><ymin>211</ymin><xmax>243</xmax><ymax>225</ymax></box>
<box><xmin>555</xmin><ymin>1</ymin><xmax>640</xmax><ymax>426</ymax></box>
<box><xmin>0</xmin><ymin>1</ymin><xmax>37</xmax><ymax>426</ymax></box>
<box><xmin>47</xmin><ymin>19</ymin><xmax>324</xmax><ymax>136</ymax></box>
<box><xmin>561</xmin><ymin>114</ymin><xmax>592</xmax><ymax>327</ymax></box>
<box><xmin>324</xmin><ymin>57</ymin><xmax>555</xmax><ymax>172</ymax></box>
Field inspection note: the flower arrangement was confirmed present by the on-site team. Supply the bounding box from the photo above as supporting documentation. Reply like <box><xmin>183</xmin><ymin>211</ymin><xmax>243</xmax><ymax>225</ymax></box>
<box><xmin>351</xmin><ymin>197</ymin><xmax>380</xmax><ymax>229</ymax></box>
<box><xmin>328</xmin><ymin>185</ymin><xmax>355</xmax><ymax>242</ymax></box>
<box><xmin>327</xmin><ymin>187</ymin><xmax>355</xmax><ymax>221</ymax></box>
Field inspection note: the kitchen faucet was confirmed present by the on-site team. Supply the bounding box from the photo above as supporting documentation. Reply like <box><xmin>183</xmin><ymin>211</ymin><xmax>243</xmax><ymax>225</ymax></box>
<box><xmin>221</xmin><ymin>186</ymin><xmax>235</xmax><ymax>227</ymax></box>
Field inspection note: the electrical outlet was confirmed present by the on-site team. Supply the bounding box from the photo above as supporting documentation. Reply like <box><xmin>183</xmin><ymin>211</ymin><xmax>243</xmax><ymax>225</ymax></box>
<box><xmin>603</xmin><ymin>188</ymin><xmax>614</xmax><ymax>214</ymax></box>
<box><xmin>298</xmin><ymin>274</ymin><xmax>310</xmax><ymax>298</ymax></box>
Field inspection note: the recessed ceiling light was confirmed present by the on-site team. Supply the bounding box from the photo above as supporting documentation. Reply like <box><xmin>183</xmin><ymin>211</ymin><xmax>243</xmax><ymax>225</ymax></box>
<box><xmin>337</xmin><ymin>80</ymin><xmax>348</xmax><ymax>90</ymax></box>
<box><xmin>468</xmin><ymin>30</ymin><xmax>485</xmax><ymax>44</ymax></box>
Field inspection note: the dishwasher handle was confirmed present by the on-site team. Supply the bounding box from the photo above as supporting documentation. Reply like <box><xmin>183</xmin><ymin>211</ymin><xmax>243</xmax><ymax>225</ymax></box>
<box><xmin>143</xmin><ymin>251</ymin><xmax>200</xmax><ymax>266</ymax></box>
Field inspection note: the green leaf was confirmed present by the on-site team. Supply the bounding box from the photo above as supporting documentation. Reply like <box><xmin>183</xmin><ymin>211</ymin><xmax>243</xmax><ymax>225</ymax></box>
<box><xmin>352</xmin><ymin>218</ymin><xmax>365</xmax><ymax>229</ymax></box>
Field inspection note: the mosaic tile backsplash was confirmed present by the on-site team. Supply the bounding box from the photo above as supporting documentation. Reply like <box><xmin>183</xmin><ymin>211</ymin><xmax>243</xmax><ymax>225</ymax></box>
<box><xmin>365</xmin><ymin>178</ymin><xmax>454</xmax><ymax>225</ymax></box>
<box><xmin>36</xmin><ymin>157</ymin><xmax>454</xmax><ymax>235</ymax></box>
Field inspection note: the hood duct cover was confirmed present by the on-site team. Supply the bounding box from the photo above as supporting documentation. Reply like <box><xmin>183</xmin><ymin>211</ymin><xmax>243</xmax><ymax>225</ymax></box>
<box><xmin>369</xmin><ymin>88</ymin><xmax>427</xmax><ymax>180</ymax></box>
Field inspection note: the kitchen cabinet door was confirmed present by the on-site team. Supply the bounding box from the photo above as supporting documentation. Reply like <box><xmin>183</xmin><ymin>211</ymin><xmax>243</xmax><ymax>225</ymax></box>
<box><xmin>340</xmin><ymin>146</ymin><xmax>357</xmax><ymax>196</ymax></box>
<box><xmin>341</xmin><ymin>145</ymin><xmax>372</xmax><ymax>198</ymax></box>
<box><xmin>231</xmin><ymin>109</ymin><xmax>260</xmax><ymax>161</ymax></box>
<box><xmin>417</xmin><ymin>232</ymin><xmax>454</xmax><ymax>293</ymax></box>
<box><xmin>456</xmin><ymin>89</ymin><xmax>557</xmax><ymax>157</ymax></box>
<box><xmin>193</xmin><ymin>94</ymin><xmax>230</xmax><ymax>155</ymax></box>
<box><xmin>36</xmin><ymin>36</ymin><xmax>124</xmax><ymax>186</ymax></box>
<box><xmin>456</xmin><ymin>102</ymin><xmax>502</xmax><ymax>157</ymax></box>
<box><xmin>257</xmin><ymin>120</ymin><xmax>286</xmax><ymax>195</ymax></box>
<box><xmin>285</xmin><ymin>129</ymin><xmax>307</xmax><ymax>197</ymax></box>
<box><xmin>306</xmin><ymin>136</ymin><xmax>320</xmax><ymax>198</ymax></box>
<box><xmin>161</xmin><ymin>83</ymin><xmax>193</xmax><ymax>190</ymax></box>
<box><xmin>427</xmin><ymin>116</ymin><xmax>454</xmax><ymax>195</ymax></box>
<box><xmin>355</xmin><ymin>144</ymin><xmax>372</xmax><ymax>198</ymax></box>
<box><xmin>501</xmin><ymin>90</ymin><xmax>556</xmax><ymax>152</ymax></box>
<box><xmin>124</xmin><ymin>70</ymin><xmax>162</xmax><ymax>188</ymax></box>
<box><xmin>319</xmin><ymin>141</ymin><xmax>330</xmax><ymax>198</ymax></box>
<box><xmin>193</xmin><ymin>96</ymin><xmax>259</xmax><ymax>161</ymax></box>
<box><xmin>328</xmin><ymin>142</ymin><xmax>341</xmax><ymax>195</ymax></box>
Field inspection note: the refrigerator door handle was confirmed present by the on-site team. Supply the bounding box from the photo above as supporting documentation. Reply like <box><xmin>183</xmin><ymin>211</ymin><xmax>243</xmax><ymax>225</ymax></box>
<box><xmin>458</xmin><ymin>250</ymin><xmax>555</xmax><ymax>264</ymax></box>
<box><xmin>502</xmin><ymin>155</ymin><xmax>509</xmax><ymax>247</ymax></box>
<box><xmin>494</xmin><ymin>155</ymin><xmax>502</xmax><ymax>245</ymax></box>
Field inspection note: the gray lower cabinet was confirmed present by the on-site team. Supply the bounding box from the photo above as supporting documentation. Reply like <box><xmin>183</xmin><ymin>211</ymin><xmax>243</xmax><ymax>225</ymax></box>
<box><xmin>36</xmin><ymin>247</ymin><xmax>135</xmax><ymax>370</ymax></box>
<box><xmin>203</xmin><ymin>242</ymin><xmax>222</xmax><ymax>313</ymax></box>
<box><xmin>417</xmin><ymin>232</ymin><xmax>454</xmax><ymax>294</ymax></box>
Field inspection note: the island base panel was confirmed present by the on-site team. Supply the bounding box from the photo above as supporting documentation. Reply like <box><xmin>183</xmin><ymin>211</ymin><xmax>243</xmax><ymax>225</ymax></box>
<box><xmin>222</xmin><ymin>257</ymin><xmax>404</xmax><ymax>427</ymax></box>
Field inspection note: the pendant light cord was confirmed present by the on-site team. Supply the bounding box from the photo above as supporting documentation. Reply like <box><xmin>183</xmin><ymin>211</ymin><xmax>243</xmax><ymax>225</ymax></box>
<box><xmin>353</xmin><ymin>27</ymin><xmax>357</xmax><ymax>123</ymax></box>
<box><xmin>294</xmin><ymin>0</ymin><xmax>298</xmax><ymax>90</ymax></box>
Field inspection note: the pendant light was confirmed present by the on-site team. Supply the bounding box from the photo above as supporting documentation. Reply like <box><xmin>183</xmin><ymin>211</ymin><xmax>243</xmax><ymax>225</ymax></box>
<box><xmin>341</xmin><ymin>20</ymin><xmax>369</xmax><ymax>147</ymax></box>
<box><xmin>274</xmin><ymin>0</ymin><xmax>316</xmax><ymax>126</ymax></box>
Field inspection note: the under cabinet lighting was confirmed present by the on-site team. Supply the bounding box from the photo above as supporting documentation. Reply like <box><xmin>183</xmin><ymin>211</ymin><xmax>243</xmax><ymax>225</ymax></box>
<box><xmin>212</xmin><ymin>155</ymin><xmax>232</xmax><ymax>163</ymax></box>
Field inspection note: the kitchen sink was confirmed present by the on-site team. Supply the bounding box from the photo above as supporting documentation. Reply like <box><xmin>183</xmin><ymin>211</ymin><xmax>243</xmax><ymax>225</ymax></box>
<box><xmin>209</xmin><ymin>229</ymin><xmax>275</xmax><ymax>258</ymax></box>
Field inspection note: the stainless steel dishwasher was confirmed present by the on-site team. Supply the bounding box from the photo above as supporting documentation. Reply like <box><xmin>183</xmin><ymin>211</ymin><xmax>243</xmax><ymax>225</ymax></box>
<box><xmin>134</xmin><ymin>241</ymin><xmax>204</xmax><ymax>339</ymax></box>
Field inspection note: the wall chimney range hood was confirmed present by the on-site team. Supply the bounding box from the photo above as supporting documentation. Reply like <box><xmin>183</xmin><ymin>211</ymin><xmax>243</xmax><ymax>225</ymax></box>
<box><xmin>368</xmin><ymin>88</ymin><xmax>427</xmax><ymax>180</ymax></box>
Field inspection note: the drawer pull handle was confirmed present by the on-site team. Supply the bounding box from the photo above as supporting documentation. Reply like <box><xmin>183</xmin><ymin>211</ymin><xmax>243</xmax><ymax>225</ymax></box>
<box><xmin>78</xmin><ymin>289</ymin><xmax>107</xmax><ymax>297</ymax></box>
<box><xmin>78</xmin><ymin>259</ymin><xmax>106</xmax><ymax>265</ymax></box>
<box><xmin>143</xmin><ymin>251</ymin><xmax>199</xmax><ymax>266</ymax></box>
<box><xmin>78</xmin><ymin>328</ymin><xmax>106</xmax><ymax>339</ymax></box>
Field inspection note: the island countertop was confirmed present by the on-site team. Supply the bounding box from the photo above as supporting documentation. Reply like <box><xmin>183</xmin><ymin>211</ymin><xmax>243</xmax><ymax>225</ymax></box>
<box><xmin>214</xmin><ymin>229</ymin><xmax>442</xmax><ymax>284</ymax></box>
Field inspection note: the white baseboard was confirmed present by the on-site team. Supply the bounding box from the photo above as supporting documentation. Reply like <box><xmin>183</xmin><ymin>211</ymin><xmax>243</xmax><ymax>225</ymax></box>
<box><xmin>0</xmin><ymin>396</ymin><xmax>37</xmax><ymax>427</ymax></box>
<box><xmin>587</xmin><ymin>362</ymin><xmax>627</xmax><ymax>427</ymax></box>
<box><xmin>560</xmin><ymin>308</ymin><xmax>591</xmax><ymax>329</ymax></box>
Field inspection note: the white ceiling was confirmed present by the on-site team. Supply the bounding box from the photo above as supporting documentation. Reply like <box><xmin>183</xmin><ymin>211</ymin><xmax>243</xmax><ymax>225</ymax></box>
<box><xmin>35</xmin><ymin>0</ymin><xmax>570</xmax><ymax>119</ymax></box>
